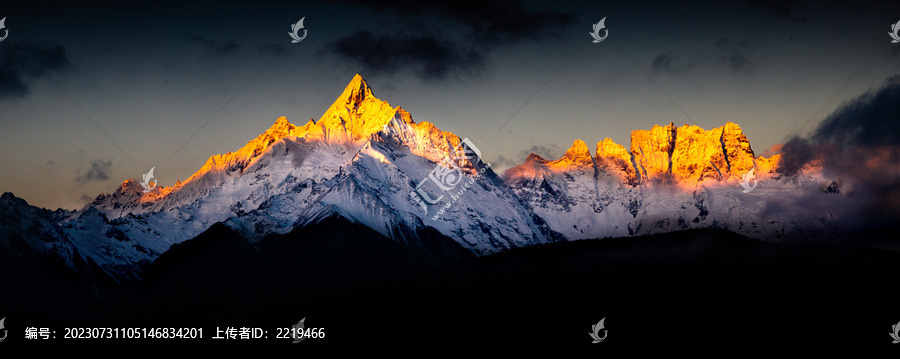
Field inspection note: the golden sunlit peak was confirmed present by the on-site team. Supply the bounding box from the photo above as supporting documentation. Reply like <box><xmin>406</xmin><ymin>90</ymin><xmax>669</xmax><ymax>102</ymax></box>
<box><xmin>267</xmin><ymin>116</ymin><xmax>295</xmax><ymax>131</ymax></box>
<box><xmin>723</xmin><ymin>121</ymin><xmax>741</xmax><ymax>129</ymax></box>
<box><xmin>525</xmin><ymin>153</ymin><xmax>548</xmax><ymax>164</ymax></box>
<box><xmin>273</xmin><ymin>116</ymin><xmax>292</xmax><ymax>126</ymax></box>
<box><xmin>257</xmin><ymin>116</ymin><xmax>300</xmax><ymax>140</ymax></box>
<box><xmin>341</xmin><ymin>74</ymin><xmax>374</xmax><ymax>106</ymax></box>
<box><xmin>596</xmin><ymin>138</ymin><xmax>626</xmax><ymax>155</ymax></box>
<box><xmin>564</xmin><ymin>140</ymin><xmax>591</xmax><ymax>158</ymax></box>
<box><xmin>522</xmin><ymin>139</ymin><xmax>595</xmax><ymax>171</ymax></box>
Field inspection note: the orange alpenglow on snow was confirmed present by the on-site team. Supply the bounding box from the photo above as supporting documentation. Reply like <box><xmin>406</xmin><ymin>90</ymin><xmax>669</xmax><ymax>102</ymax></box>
<box><xmin>626</xmin><ymin>122</ymin><xmax>780</xmax><ymax>184</ymax></box>
<box><xmin>595</xmin><ymin>138</ymin><xmax>638</xmax><ymax>184</ymax></box>
<box><xmin>507</xmin><ymin>122</ymin><xmax>780</xmax><ymax>187</ymax></box>
<box><xmin>503</xmin><ymin>140</ymin><xmax>596</xmax><ymax>183</ymax></box>
<box><xmin>176</xmin><ymin>74</ymin><xmax>393</xmax><ymax>187</ymax></box>
<box><xmin>160</xmin><ymin>74</ymin><xmax>473</xmax><ymax>196</ymax></box>
<box><xmin>551</xmin><ymin>140</ymin><xmax>594</xmax><ymax>169</ymax></box>
<box><xmin>143</xmin><ymin>74</ymin><xmax>782</xmax><ymax>200</ymax></box>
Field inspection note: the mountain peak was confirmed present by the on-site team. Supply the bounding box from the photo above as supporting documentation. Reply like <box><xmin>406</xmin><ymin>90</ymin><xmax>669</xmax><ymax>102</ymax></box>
<box><xmin>314</xmin><ymin>74</ymin><xmax>397</xmax><ymax>142</ymax></box>
<box><xmin>340</xmin><ymin>74</ymin><xmax>374</xmax><ymax>107</ymax></box>
<box><xmin>242</xmin><ymin>116</ymin><xmax>303</xmax><ymax>153</ymax></box>
<box><xmin>524</xmin><ymin>153</ymin><xmax>548</xmax><ymax>164</ymax></box>
<box><xmin>564</xmin><ymin>140</ymin><xmax>591</xmax><ymax>159</ymax></box>
<box><xmin>264</xmin><ymin>116</ymin><xmax>296</xmax><ymax>136</ymax></box>
<box><xmin>595</xmin><ymin>138</ymin><xmax>639</xmax><ymax>183</ymax></box>
<box><xmin>541</xmin><ymin>140</ymin><xmax>594</xmax><ymax>169</ymax></box>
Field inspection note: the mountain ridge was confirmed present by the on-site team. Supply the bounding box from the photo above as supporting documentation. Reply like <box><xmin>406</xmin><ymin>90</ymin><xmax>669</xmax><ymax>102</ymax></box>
<box><xmin>1</xmin><ymin>74</ymin><xmax>850</xmax><ymax>284</ymax></box>
<box><xmin>506</xmin><ymin>121</ymin><xmax>781</xmax><ymax>187</ymax></box>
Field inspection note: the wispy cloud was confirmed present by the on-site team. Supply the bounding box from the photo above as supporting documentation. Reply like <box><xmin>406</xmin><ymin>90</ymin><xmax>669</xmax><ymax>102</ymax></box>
<box><xmin>651</xmin><ymin>38</ymin><xmax>761</xmax><ymax>76</ymax></box>
<box><xmin>492</xmin><ymin>143</ymin><xmax>563</xmax><ymax>173</ymax></box>
<box><xmin>748</xmin><ymin>0</ymin><xmax>807</xmax><ymax>24</ymax></box>
<box><xmin>713</xmin><ymin>39</ymin><xmax>759</xmax><ymax>74</ymax></box>
<box><xmin>79</xmin><ymin>193</ymin><xmax>95</xmax><ymax>203</ymax></box>
<box><xmin>776</xmin><ymin>75</ymin><xmax>900</xmax><ymax>230</ymax></box>
<box><xmin>76</xmin><ymin>159</ymin><xmax>113</xmax><ymax>184</ymax></box>
<box><xmin>323</xmin><ymin>0</ymin><xmax>575</xmax><ymax>80</ymax></box>
<box><xmin>185</xmin><ymin>32</ymin><xmax>240</xmax><ymax>57</ymax></box>
<box><xmin>0</xmin><ymin>42</ymin><xmax>72</xmax><ymax>100</ymax></box>
<box><xmin>326</xmin><ymin>30</ymin><xmax>485</xmax><ymax>80</ymax></box>
<box><xmin>651</xmin><ymin>53</ymin><xmax>697</xmax><ymax>76</ymax></box>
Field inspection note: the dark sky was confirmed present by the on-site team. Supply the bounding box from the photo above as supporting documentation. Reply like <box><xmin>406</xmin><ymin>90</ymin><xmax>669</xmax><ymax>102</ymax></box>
<box><xmin>2</xmin><ymin>0</ymin><xmax>899</xmax><ymax>209</ymax></box>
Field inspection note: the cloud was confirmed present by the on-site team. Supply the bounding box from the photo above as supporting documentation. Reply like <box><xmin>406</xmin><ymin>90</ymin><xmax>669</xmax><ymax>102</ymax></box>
<box><xmin>775</xmin><ymin>75</ymin><xmax>900</xmax><ymax>232</ymax></box>
<box><xmin>775</xmin><ymin>136</ymin><xmax>814</xmax><ymax>175</ymax></box>
<box><xmin>185</xmin><ymin>33</ymin><xmax>240</xmax><ymax>57</ymax></box>
<box><xmin>76</xmin><ymin>159</ymin><xmax>113</xmax><ymax>184</ymax></box>
<box><xmin>0</xmin><ymin>42</ymin><xmax>72</xmax><ymax>100</ymax></box>
<box><xmin>651</xmin><ymin>38</ymin><xmax>760</xmax><ymax>76</ymax></box>
<box><xmin>326</xmin><ymin>30</ymin><xmax>485</xmax><ymax>80</ymax></box>
<box><xmin>651</xmin><ymin>53</ymin><xmax>696</xmax><ymax>76</ymax></box>
<box><xmin>748</xmin><ymin>0</ymin><xmax>807</xmax><ymax>24</ymax></box>
<box><xmin>323</xmin><ymin>0</ymin><xmax>575</xmax><ymax>80</ymax></box>
<box><xmin>336</xmin><ymin>0</ymin><xmax>574</xmax><ymax>45</ymax></box>
<box><xmin>491</xmin><ymin>143</ymin><xmax>563</xmax><ymax>174</ymax></box>
<box><xmin>79</xmin><ymin>193</ymin><xmax>95</xmax><ymax>203</ymax></box>
<box><xmin>521</xmin><ymin>144</ymin><xmax>563</xmax><ymax>160</ymax></box>
<box><xmin>810</xmin><ymin>76</ymin><xmax>900</xmax><ymax>148</ymax></box>
<box><xmin>760</xmin><ymin>143</ymin><xmax>782</xmax><ymax>158</ymax></box>
<box><xmin>440</xmin><ymin>2</ymin><xmax>576</xmax><ymax>46</ymax></box>
<box><xmin>713</xmin><ymin>39</ymin><xmax>759</xmax><ymax>74</ymax></box>
<box><xmin>256</xmin><ymin>42</ymin><xmax>288</xmax><ymax>56</ymax></box>
<box><xmin>490</xmin><ymin>155</ymin><xmax>516</xmax><ymax>173</ymax></box>
<box><xmin>32</xmin><ymin>159</ymin><xmax>57</xmax><ymax>174</ymax></box>
<box><xmin>781</xmin><ymin>75</ymin><xmax>900</xmax><ymax>175</ymax></box>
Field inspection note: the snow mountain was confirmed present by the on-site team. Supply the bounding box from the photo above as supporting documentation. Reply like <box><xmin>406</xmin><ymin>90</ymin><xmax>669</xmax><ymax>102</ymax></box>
<box><xmin>0</xmin><ymin>75</ymin><xmax>849</xmax><ymax>284</ymax></box>
<box><xmin>504</xmin><ymin>122</ymin><xmax>838</xmax><ymax>241</ymax></box>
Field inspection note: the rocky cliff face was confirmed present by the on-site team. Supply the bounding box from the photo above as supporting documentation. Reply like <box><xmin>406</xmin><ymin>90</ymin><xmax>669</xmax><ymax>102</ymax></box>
<box><xmin>595</xmin><ymin>138</ymin><xmax>638</xmax><ymax>185</ymax></box>
<box><xmin>631</xmin><ymin>123</ymin><xmax>677</xmax><ymax>183</ymax></box>
<box><xmin>629</xmin><ymin>122</ymin><xmax>769</xmax><ymax>184</ymax></box>
<box><xmin>503</xmin><ymin>121</ymin><xmax>800</xmax><ymax>242</ymax></box>
<box><xmin>510</xmin><ymin>121</ymin><xmax>778</xmax><ymax>187</ymax></box>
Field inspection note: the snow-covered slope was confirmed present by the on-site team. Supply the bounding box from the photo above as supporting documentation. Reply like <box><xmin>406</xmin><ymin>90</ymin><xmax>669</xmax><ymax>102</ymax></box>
<box><xmin>504</xmin><ymin>122</ymin><xmax>842</xmax><ymax>242</ymax></box>
<box><xmin>2</xmin><ymin>75</ymin><xmax>851</xmax><ymax>283</ymax></box>
<box><xmin>17</xmin><ymin>75</ymin><xmax>555</xmax><ymax>282</ymax></box>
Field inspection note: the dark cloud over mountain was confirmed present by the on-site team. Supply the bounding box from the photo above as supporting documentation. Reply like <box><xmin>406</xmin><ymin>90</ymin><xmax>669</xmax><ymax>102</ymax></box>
<box><xmin>777</xmin><ymin>75</ymin><xmax>900</xmax><ymax>229</ymax></box>
<box><xmin>0</xmin><ymin>42</ymin><xmax>71</xmax><ymax>100</ymax></box>
<box><xmin>326</xmin><ymin>30</ymin><xmax>485</xmax><ymax>80</ymax></box>
<box><xmin>323</xmin><ymin>0</ymin><xmax>575</xmax><ymax>80</ymax></box>
<box><xmin>76</xmin><ymin>159</ymin><xmax>113</xmax><ymax>184</ymax></box>
<box><xmin>651</xmin><ymin>38</ymin><xmax>760</xmax><ymax>76</ymax></box>
<box><xmin>492</xmin><ymin>143</ymin><xmax>563</xmax><ymax>173</ymax></box>
<box><xmin>748</xmin><ymin>0</ymin><xmax>807</xmax><ymax>24</ymax></box>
